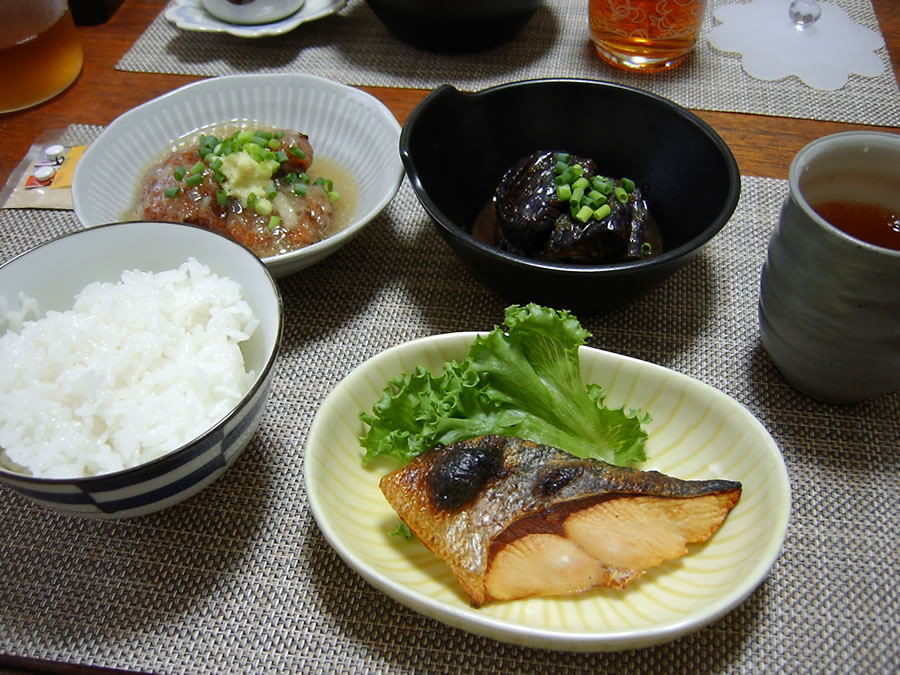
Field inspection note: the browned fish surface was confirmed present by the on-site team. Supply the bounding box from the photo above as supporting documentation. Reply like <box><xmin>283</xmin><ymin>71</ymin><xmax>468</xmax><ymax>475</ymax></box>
<box><xmin>379</xmin><ymin>435</ymin><xmax>742</xmax><ymax>607</ymax></box>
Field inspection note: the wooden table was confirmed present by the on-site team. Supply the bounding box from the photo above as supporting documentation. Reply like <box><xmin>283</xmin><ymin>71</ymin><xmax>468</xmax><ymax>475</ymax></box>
<box><xmin>0</xmin><ymin>0</ymin><xmax>898</xmax><ymax>191</ymax></box>
<box><xmin>0</xmin><ymin>2</ymin><xmax>897</xmax><ymax>673</ymax></box>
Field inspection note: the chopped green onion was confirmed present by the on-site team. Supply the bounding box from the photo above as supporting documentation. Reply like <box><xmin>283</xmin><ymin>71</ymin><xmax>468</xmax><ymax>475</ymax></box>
<box><xmin>216</xmin><ymin>189</ymin><xmax>228</xmax><ymax>206</ymax></box>
<box><xmin>621</xmin><ymin>177</ymin><xmax>636</xmax><ymax>193</ymax></box>
<box><xmin>173</xmin><ymin>165</ymin><xmax>186</xmax><ymax>181</ymax></box>
<box><xmin>588</xmin><ymin>190</ymin><xmax>606</xmax><ymax>206</ymax></box>
<box><xmin>571</xmin><ymin>186</ymin><xmax>585</xmax><ymax>204</ymax></box>
<box><xmin>267</xmin><ymin>139</ymin><xmax>281</xmax><ymax>151</ymax></box>
<box><xmin>185</xmin><ymin>173</ymin><xmax>204</xmax><ymax>187</ymax></box>
<box><xmin>575</xmin><ymin>204</ymin><xmax>594</xmax><ymax>223</ymax></box>
<box><xmin>274</xmin><ymin>130</ymin><xmax>285</xmax><ymax>139</ymax></box>
<box><xmin>570</xmin><ymin>164</ymin><xmax>584</xmax><ymax>178</ymax></box>
<box><xmin>284</xmin><ymin>172</ymin><xmax>298</xmax><ymax>185</ymax></box>
<box><xmin>298</xmin><ymin>172</ymin><xmax>311</xmax><ymax>184</ymax></box>
<box><xmin>556</xmin><ymin>184</ymin><xmax>572</xmax><ymax>201</ymax></box>
<box><xmin>254</xmin><ymin>198</ymin><xmax>273</xmax><ymax>216</ymax></box>
<box><xmin>275</xmin><ymin>150</ymin><xmax>289</xmax><ymax>164</ymax></box>
<box><xmin>268</xmin><ymin>215</ymin><xmax>281</xmax><ymax>230</ymax></box>
<box><xmin>556</xmin><ymin>152</ymin><xmax>570</xmax><ymax>164</ymax></box>
<box><xmin>164</xmin><ymin>186</ymin><xmax>180</xmax><ymax>198</ymax></box>
<box><xmin>255</xmin><ymin>130</ymin><xmax>273</xmax><ymax>141</ymax></box>
<box><xmin>572</xmin><ymin>176</ymin><xmax>590</xmax><ymax>191</ymax></box>
<box><xmin>188</xmin><ymin>161</ymin><xmax>205</xmax><ymax>176</ymax></box>
<box><xmin>592</xmin><ymin>177</ymin><xmax>613</xmax><ymax>195</ymax></box>
<box><xmin>210</xmin><ymin>158</ymin><xmax>224</xmax><ymax>171</ymax></box>
<box><xmin>288</xmin><ymin>146</ymin><xmax>306</xmax><ymax>159</ymax></box>
<box><xmin>552</xmin><ymin>159</ymin><xmax>568</xmax><ymax>174</ymax></box>
<box><xmin>555</xmin><ymin>169</ymin><xmax>574</xmax><ymax>186</ymax></box>
<box><xmin>214</xmin><ymin>170</ymin><xmax>226</xmax><ymax>184</ymax></box>
<box><xmin>247</xmin><ymin>192</ymin><xmax>258</xmax><ymax>208</ymax></box>
<box><xmin>265</xmin><ymin>185</ymin><xmax>277</xmax><ymax>200</ymax></box>
<box><xmin>614</xmin><ymin>186</ymin><xmax>629</xmax><ymax>204</ymax></box>
<box><xmin>641</xmin><ymin>241</ymin><xmax>653</xmax><ymax>256</ymax></box>
<box><xmin>594</xmin><ymin>203</ymin><xmax>612</xmax><ymax>220</ymax></box>
<box><xmin>327</xmin><ymin>191</ymin><xmax>340</xmax><ymax>203</ymax></box>
<box><xmin>293</xmin><ymin>183</ymin><xmax>308</xmax><ymax>197</ymax></box>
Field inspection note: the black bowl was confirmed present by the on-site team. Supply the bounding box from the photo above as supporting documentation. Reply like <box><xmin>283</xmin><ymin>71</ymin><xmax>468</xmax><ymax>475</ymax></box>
<box><xmin>364</xmin><ymin>0</ymin><xmax>542</xmax><ymax>53</ymax></box>
<box><xmin>399</xmin><ymin>79</ymin><xmax>741</xmax><ymax>313</ymax></box>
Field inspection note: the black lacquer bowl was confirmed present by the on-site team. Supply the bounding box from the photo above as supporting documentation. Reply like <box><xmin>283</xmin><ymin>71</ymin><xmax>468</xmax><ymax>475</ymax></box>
<box><xmin>399</xmin><ymin>79</ymin><xmax>741</xmax><ymax>313</ymax></box>
<box><xmin>365</xmin><ymin>0</ymin><xmax>541</xmax><ymax>53</ymax></box>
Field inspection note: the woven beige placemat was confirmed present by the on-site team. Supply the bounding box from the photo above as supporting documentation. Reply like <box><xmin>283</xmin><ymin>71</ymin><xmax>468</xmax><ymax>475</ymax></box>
<box><xmin>1</xmin><ymin>125</ymin><xmax>898</xmax><ymax>674</ymax></box>
<box><xmin>115</xmin><ymin>0</ymin><xmax>900</xmax><ymax>127</ymax></box>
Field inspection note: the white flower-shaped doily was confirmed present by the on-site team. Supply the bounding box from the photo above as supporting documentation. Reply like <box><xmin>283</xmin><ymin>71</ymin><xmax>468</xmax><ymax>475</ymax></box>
<box><xmin>708</xmin><ymin>0</ymin><xmax>885</xmax><ymax>90</ymax></box>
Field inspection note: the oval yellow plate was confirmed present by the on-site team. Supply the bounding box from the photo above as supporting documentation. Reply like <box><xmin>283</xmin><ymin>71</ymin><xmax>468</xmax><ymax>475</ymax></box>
<box><xmin>304</xmin><ymin>332</ymin><xmax>790</xmax><ymax>651</ymax></box>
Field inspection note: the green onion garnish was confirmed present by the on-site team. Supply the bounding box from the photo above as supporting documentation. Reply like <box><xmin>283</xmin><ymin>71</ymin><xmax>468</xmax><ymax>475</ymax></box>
<box><xmin>188</xmin><ymin>161</ymin><xmax>205</xmax><ymax>176</ymax></box>
<box><xmin>173</xmin><ymin>166</ymin><xmax>186</xmax><ymax>181</ymax></box>
<box><xmin>255</xmin><ymin>198</ymin><xmax>273</xmax><ymax>216</ymax></box>
<box><xmin>288</xmin><ymin>146</ymin><xmax>306</xmax><ymax>159</ymax></box>
<box><xmin>268</xmin><ymin>215</ymin><xmax>281</xmax><ymax>230</ymax></box>
<box><xmin>185</xmin><ymin>173</ymin><xmax>204</xmax><ymax>187</ymax></box>
<box><xmin>216</xmin><ymin>189</ymin><xmax>228</xmax><ymax>207</ymax></box>
<box><xmin>327</xmin><ymin>191</ymin><xmax>340</xmax><ymax>203</ymax></box>
<box><xmin>164</xmin><ymin>186</ymin><xmax>180</xmax><ymax>198</ymax></box>
<box><xmin>575</xmin><ymin>205</ymin><xmax>594</xmax><ymax>223</ymax></box>
<box><xmin>621</xmin><ymin>177</ymin><xmax>636</xmax><ymax>193</ymax></box>
<box><xmin>293</xmin><ymin>184</ymin><xmax>308</xmax><ymax>197</ymax></box>
<box><xmin>614</xmin><ymin>186</ymin><xmax>629</xmax><ymax>204</ymax></box>
<box><xmin>594</xmin><ymin>204</ymin><xmax>612</xmax><ymax>220</ymax></box>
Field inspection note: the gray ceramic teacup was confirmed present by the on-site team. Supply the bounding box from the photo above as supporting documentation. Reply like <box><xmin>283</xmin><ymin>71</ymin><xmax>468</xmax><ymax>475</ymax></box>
<box><xmin>759</xmin><ymin>131</ymin><xmax>900</xmax><ymax>404</ymax></box>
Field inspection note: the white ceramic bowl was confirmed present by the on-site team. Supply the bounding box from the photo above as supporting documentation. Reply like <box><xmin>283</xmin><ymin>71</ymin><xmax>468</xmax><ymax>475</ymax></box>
<box><xmin>73</xmin><ymin>74</ymin><xmax>404</xmax><ymax>279</ymax></box>
<box><xmin>200</xmin><ymin>0</ymin><xmax>304</xmax><ymax>24</ymax></box>
<box><xmin>0</xmin><ymin>222</ymin><xmax>283</xmax><ymax>519</ymax></box>
<box><xmin>304</xmin><ymin>332</ymin><xmax>791</xmax><ymax>651</ymax></box>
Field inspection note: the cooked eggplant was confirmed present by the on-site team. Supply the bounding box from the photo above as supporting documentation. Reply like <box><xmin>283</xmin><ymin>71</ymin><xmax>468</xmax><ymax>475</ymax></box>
<box><xmin>493</xmin><ymin>151</ymin><xmax>662</xmax><ymax>264</ymax></box>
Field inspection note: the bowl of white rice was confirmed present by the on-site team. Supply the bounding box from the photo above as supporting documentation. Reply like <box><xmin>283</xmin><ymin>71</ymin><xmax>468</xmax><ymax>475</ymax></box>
<box><xmin>0</xmin><ymin>221</ymin><xmax>282</xmax><ymax>519</ymax></box>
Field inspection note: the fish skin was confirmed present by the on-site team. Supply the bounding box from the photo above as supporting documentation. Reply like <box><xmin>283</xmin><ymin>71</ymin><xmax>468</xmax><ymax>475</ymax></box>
<box><xmin>379</xmin><ymin>435</ymin><xmax>742</xmax><ymax>607</ymax></box>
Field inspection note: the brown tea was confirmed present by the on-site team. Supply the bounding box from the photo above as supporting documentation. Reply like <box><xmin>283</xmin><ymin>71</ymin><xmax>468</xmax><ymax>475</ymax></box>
<box><xmin>812</xmin><ymin>200</ymin><xmax>900</xmax><ymax>252</ymax></box>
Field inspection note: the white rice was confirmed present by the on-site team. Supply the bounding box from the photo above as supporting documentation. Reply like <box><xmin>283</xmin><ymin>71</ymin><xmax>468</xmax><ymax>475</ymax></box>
<box><xmin>0</xmin><ymin>258</ymin><xmax>258</xmax><ymax>479</ymax></box>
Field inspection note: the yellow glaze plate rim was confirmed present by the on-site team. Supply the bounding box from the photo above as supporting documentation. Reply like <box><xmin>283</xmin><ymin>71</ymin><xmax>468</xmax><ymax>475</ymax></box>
<box><xmin>304</xmin><ymin>332</ymin><xmax>791</xmax><ymax>652</ymax></box>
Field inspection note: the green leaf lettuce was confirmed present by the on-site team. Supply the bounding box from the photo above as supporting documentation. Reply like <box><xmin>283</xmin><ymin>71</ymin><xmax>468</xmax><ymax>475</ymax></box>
<box><xmin>359</xmin><ymin>304</ymin><xmax>650</xmax><ymax>467</ymax></box>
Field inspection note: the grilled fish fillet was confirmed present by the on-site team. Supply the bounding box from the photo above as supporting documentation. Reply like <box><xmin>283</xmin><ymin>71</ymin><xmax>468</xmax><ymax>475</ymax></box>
<box><xmin>379</xmin><ymin>435</ymin><xmax>742</xmax><ymax>607</ymax></box>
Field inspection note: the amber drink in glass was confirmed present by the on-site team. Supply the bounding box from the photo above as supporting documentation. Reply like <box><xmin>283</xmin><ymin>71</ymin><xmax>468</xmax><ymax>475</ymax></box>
<box><xmin>589</xmin><ymin>0</ymin><xmax>707</xmax><ymax>72</ymax></box>
<box><xmin>0</xmin><ymin>0</ymin><xmax>83</xmax><ymax>113</ymax></box>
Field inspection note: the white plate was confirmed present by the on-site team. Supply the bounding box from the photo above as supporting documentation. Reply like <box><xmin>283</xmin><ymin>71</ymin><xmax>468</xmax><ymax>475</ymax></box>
<box><xmin>304</xmin><ymin>332</ymin><xmax>791</xmax><ymax>652</ymax></box>
<box><xmin>72</xmin><ymin>73</ymin><xmax>403</xmax><ymax>279</ymax></box>
<box><xmin>164</xmin><ymin>0</ymin><xmax>346</xmax><ymax>38</ymax></box>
